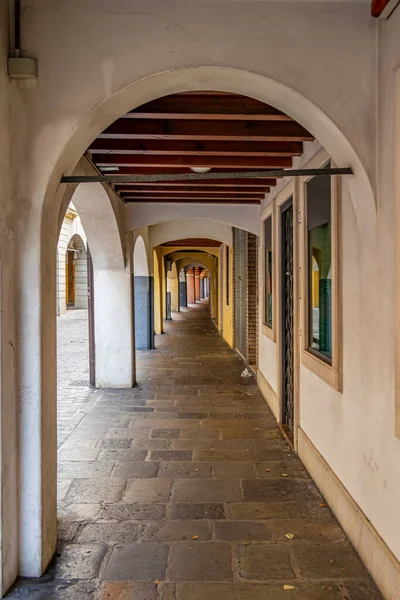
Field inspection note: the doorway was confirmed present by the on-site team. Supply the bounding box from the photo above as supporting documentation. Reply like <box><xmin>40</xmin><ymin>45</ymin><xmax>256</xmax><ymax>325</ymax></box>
<box><xmin>66</xmin><ymin>250</ymin><xmax>75</xmax><ymax>307</ymax></box>
<box><xmin>281</xmin><ymin>197</ymin><xmax>294</xmax><ymax>436</ymax></box>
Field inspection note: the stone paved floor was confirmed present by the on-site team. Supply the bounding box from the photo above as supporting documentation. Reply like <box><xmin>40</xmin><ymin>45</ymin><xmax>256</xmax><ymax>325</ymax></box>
<box><xmin>7</xmin><ymin>303</ymin><xmax>383</xmax><ymax>599</ymax></box>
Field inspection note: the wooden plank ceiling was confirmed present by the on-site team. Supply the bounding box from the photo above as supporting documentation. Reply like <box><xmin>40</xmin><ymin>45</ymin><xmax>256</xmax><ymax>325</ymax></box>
<box><xmin>87</xmin><ymin>92</ymin><xmax>314</xmax><ymax>205</ymax></box>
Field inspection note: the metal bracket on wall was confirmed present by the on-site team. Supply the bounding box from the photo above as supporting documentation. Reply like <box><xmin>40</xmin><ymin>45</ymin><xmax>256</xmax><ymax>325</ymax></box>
<box><xmin>60</xmin><ymin>167</ymin><xmax>353</xmax><ymax>184</ymax></box>
<box><xmin>8</xmin><ymin>0</ymin><xmax>37</xmax><ymax>80</ymax></box>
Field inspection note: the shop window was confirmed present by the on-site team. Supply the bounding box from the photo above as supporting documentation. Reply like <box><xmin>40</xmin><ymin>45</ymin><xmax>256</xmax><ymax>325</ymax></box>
<box><xmin>302</xmin><ymin>163</ymin><xmax>341</xmax><ymax>390</ymax></box>
<box><xmin>306</xmin><ymin>175</ymin><xmax>332</xmax><ymax>362</ymax></box>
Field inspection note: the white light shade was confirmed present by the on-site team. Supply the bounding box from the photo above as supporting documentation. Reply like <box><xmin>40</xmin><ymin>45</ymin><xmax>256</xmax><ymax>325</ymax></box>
<box><xmin>190</xmin><ymin>166</ymin><xmax>212</xmax><ymax>173</ymax></box>
<box><xmin>100</xmin><ymin>166</ymin><xmax>120</xmax><ymax>172</ymax></box>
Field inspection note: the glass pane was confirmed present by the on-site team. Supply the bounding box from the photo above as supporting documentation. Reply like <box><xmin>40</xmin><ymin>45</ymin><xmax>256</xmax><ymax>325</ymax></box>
<box><xmin>307</xmin><ymin>176</ymin><xmax>332</xmax><ymax>360</ymax></box>
<box><xmin>264</xmin><ymin>217</ymin><xmax>272</xmax><ymax>327</ymax></box>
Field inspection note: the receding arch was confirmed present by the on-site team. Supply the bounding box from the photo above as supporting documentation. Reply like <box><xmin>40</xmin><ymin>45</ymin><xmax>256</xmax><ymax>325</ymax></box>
<box><xmin>127</xmin><ymin>203</ymin><xmax>260</xmax><ymax>235</ymax></box>
<box><xmin>69</xmin><ymin>183</ymin><xmax>124</xmax><ymax>271</ymax></box>
<box><xmin>134</xmin><ymin>235</ymin><xmax>149</xmax><ymax>277</ymax></box>
<box><xmin>149</xmin><ymin>219</ymin><xmax>233</xmax><ymax>248</ymax></box>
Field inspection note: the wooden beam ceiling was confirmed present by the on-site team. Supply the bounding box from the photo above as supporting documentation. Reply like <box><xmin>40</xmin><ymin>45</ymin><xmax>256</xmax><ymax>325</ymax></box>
<box><xmin>87</xmin><ymin>92</ymin><xmax>313</xmax><ymax>205</ymax></box>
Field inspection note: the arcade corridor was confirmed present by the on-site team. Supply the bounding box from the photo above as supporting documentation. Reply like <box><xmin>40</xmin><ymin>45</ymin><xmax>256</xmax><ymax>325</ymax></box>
<box><xmin>7</xmin><ymin>303</ymin><xmax>382</xmax><ymax>599</ymax></box>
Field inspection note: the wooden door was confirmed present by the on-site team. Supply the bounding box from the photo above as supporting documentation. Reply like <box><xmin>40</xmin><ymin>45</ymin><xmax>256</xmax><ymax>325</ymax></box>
<box><xmin>66</xmin><ymin>252</ymin><xmax>75</xmax><ymax>307</ymax></box>
<box><xmin>281</xmin><ymin>198</ymin><xmax>294</xmax><ymax>436</ymax></box>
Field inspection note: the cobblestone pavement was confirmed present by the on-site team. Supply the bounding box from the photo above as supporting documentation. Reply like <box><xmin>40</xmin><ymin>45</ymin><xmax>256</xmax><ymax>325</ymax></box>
<box><xmin>56</xmin><ymin>309</ymin><xmax>94</xmax><ymax>450</ymax></box>
<box><xmin>7</xmin><ymin>303</ymin><xmax>382</xmax><ymax>599</ymax></box>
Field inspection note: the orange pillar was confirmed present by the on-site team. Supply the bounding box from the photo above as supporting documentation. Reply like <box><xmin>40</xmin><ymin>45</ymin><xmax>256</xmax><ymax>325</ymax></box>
<box><xmin>194</xmin><ymin>267</ymin><xmax>201</xmax><ymax>302</ymax></box>
<box><xmin>186</xmin><ymin>268</ymin><xmax>195</xmax><ymax>304</ymax></box>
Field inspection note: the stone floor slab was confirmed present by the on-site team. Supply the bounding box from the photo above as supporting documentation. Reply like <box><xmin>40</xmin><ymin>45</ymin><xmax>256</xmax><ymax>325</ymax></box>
<box><xmin>98</xmin><ymin>582</ymin><xmax>158</xmax><ymax>600</ymax></box>
<box><xmin>65</xmin><ymin>478</ymin><xmax>126</xmax><ymax>504</ymax></box>
<box><xmin>123</xmin><ymin>479</ymin><xmax>172</xmax><ymax>504</ymax></box>
<box><xmin>55</xmin><ymin>544</ymin><xmax>107</xmax><ymax>579</ymax></box>
<box><xmin>237</xmin><ymin>543</ymin><xmax>295</xmax><ymax>581</ymax></box>
<box><xmin>171</xmin><ymin>479</ymin><xmax>242</xmax><ymax>502</ymax></box>
<box><xmin>102</xmin><ymin>543</ymin><xmax>169</xmax><ymax>581</ymax></box>
<box><xmin>167</xmin><ymin>542</ymin><xmax>232</xmax><ymax>581</ymax></box>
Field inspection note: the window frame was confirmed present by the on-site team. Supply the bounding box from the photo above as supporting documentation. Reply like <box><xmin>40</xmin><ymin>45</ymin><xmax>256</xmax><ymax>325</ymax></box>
<box><xmin>225</xmin><ymin>244</ymin><xmax>230</xmax><ymax>306</ymax></box>
<box><xmin>301</xmin><ymin>157</ymin><xmax>342</xmax><ymax>391</ymax></box>
<box><xmin>261</xmin><ymin>204</ymin><xmax>276</xmax><ymax>341</ymax></box>
<box><xmin>263</xmin><ymin>215</ymin><xmax>273</xmax><ymax>329</ymax></box>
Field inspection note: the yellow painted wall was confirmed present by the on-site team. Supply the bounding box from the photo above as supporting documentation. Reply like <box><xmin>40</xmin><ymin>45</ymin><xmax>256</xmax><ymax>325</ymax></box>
<box><xmin>222</xmin><ymin>244</ymin><xmax>234</xmax><ymax>347</ymax></box>
<box><xmin>167</xmin><ymin>262</ymin><xmax>179</xmax><ymax>312</ymax></box>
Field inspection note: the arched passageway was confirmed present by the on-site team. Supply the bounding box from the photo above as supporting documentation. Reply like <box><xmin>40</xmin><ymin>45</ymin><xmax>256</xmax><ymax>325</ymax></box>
<box><xmin>8</xmin><ymin>61</ymin><xmax>391</xmax><ymax>600</ymax></box>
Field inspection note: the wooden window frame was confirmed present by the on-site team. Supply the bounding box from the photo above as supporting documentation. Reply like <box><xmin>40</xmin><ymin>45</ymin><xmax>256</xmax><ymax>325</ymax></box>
<box><xmin>261</xmin><ymin>205</ymin><xmax>275</xmax><ymax>340</ymax></box>
<box><xmin>225</xmin><ymin>244</ymin><xmax>230</xmax><ymax>306</ymax></box>
<box><xmin>300</xmin><ymin>153</ymin><xmax>342</xmax><ymax>391</ymax></box>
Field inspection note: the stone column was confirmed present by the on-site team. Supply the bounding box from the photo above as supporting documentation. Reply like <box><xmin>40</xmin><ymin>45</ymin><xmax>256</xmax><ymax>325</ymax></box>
<box><xmin>94</xmin><ymin>268</ymin><xmax>134</xmax><ymax>388</ymax></box>
<box><xmin>194</xmin><ymin>267</ymin><xmax>201</xmax><ymax>302</ymax></box>
<box><xmin>186</xmin><ymin>268</ymin><xmax>195</xmax><ymax>304</ymax></box>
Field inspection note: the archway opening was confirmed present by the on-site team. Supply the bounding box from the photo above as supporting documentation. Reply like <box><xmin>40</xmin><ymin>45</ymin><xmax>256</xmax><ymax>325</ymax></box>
<box><xmin>56</xmin><ymin>205</ymin><xmax>90</xmax><ymax>402</ymax></box>
<box><xmin>25</xmin><ymin>70</ymin><xmax>377</xmax><ymax>588</ymax></box>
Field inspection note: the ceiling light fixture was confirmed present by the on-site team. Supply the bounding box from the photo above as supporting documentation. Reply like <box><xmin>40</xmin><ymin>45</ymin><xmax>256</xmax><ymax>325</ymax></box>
<box><xmin>189</xmin><ymin>166</ymin><xmax>212</xmax><ymax>174</ymax></box>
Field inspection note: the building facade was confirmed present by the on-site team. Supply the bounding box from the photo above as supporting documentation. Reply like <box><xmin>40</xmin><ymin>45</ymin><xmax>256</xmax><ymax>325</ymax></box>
<box><xmin>56</xmin><ymin>204</ymin><xmax>88</xmax><ymax>316</ymax></box>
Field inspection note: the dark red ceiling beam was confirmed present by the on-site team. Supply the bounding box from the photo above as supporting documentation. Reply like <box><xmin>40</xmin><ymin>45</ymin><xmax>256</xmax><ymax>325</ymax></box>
<box><xmin>101</xmin><ymin>167</ymin><xmax>282</xmax><ymax>176</ymax></box>
<box><xmin>124</xmin><ymin>193</ymin><xmax>264</xmax><ymax>201</ymax></box>
<box><xmin>118</xmin><ymin>186</ymin><xmax>270</xmax><ymax>195</ymax></box>
<box><xmin>124</xmin><ymin>197</ymin><xmax>261</xmax><ymax>205</ymax></box>
<box><xmin>99</xmin><ymin>119</ymin><xmax>314</xmax><ymax>142</ymax></box>
<box><xmin>114</xmin><ymin>178</ymin><xmax>276</xmax><ymax>188</ymax></box>
<box><xmin>95</xmin><ymin>155</ymin><xmax>292</xmax><ymax>169</ymax></box>
<box><xmin>128</xmin><ymin>95</ymin><xmax>291</xmax><ymax>119</ymax></box>
<box><xmin>371</xmin><ymin>0</ymin><xmax>391</xmax><ymax>16</ymax></box>
<box><xmin>89</xmin><ymin>139</ymin><xmax>302</xmax><ymax>157</ymax></box>
<box><xmin>161</xmin><ymin>238</ymin><xmax>222</xmax><ymax>247</ymax></box>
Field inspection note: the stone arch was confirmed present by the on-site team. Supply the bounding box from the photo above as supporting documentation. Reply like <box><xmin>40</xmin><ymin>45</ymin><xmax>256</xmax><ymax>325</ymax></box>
<box><xmin>149</xmin><ymin>219</ymin><xmax>233</xmax><ymax>248</ymax></box>
<box><xmin>134</xmin><ymin>236</ymin><xmax>149</xmax><ymax>277</ymax></box>
<box><xmin>24</xmin><ymin>66</ymin><xmax>377</xmax><ymax>579</ymax></box>
<box><xmin>66</xmin><ymin>182</ymin><xmax>124</xmax><ymax>272</ymax></box>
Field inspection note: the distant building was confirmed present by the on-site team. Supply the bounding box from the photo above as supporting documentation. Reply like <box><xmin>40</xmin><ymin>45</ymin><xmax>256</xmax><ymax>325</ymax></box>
<box><xmin>56</xmin><ymin>203</ymin><xmax>87</xmax><ymax>315</ymax></box>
